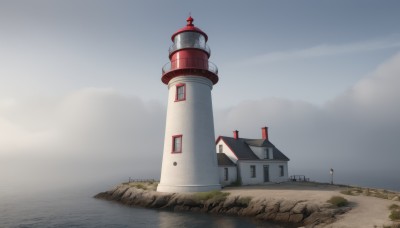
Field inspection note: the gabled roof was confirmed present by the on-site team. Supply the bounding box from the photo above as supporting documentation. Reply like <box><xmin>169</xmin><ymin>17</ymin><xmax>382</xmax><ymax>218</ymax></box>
<box><xmin>217</xmin><ymin>153</ymin><xmax>236</xmax><ymax>166</ymax></box>
<box><xmin>245</xmin><ymin>139</ymin><xmax>274</xmax><ymax>147</ymax></box>
<box><xmin>218</xmin><ymin>137</ymin><xmax>259</xmax><ymax>160</ymax></box>
<box><xmin>217</xmin><ymin>136</ymin><xmax>290</xmax><ymax>161</ymax></box>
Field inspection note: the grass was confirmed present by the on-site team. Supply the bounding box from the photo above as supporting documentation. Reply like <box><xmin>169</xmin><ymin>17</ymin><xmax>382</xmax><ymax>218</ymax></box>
<box><xmin>124</xmin><ymin>181</ymin><xmax>159</xmax><ymax>191</ymax></box>
<box><xmin>340</xmin><ymin>187</ymin><xmax>400</xmax><ymax>201</ymax></box>
<box><xmin>193</xmin><ymin>190</ymin><xmax>230</xmax><ymax>202</ymax></box>
<box><xmin>340</xmin><ymin>189</ymin><xmax>362</xmax><ymax>196</ymax></box>
<box><xmin>383</xmin><ymin>224</ymin><xmax>400</xmax><ymax>228</ymax></box>
<box><xmin>327</xmin><ymin>196</ymin><xmax>349</xmax><ymax>207</ymax></box>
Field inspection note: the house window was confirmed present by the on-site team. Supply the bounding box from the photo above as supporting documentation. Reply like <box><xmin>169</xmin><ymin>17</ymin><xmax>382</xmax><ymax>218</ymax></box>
<box><xmin>279</xmin><ymin>165</ymin><xmax>284</xmax><ymax>177</ymax></box>
<box><xmin>175</xmin><ymin>84</ymin><xmax>186</xmax><ymax>101</ymax></box>
<box><xmin>263</xmin><ymin>148</ymin><xmax>269</xmax><ymax>159</ymax></box>
<box><xmin>224</xmin><ymin>168</ymin><xmax>229</xmax><ymax>181</ymax></box>
<box><xmin>219</xmin><ymin>144</ymin><xmax>223</xmax><ymax>153</ymax></box>
<box><xmin>250</xmin><ymin>165</ymin><xmax>256</xmax><ymax>178</ymax></box>
<box><xmin>172</xmin><ymin>135</ymin><xmax>182</xmax><ymax>153</ymax></box>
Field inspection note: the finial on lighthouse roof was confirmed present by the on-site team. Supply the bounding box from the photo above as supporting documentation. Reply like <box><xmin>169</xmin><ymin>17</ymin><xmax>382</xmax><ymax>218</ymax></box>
<box><xmin>186</xmin><ymin>16</ymin><xmax>194</xmax><ymax>26</ymax></box>
<box><xmin>170</xmin><ymin>15</ymin><xmax>208</xmax><ymax>42</ymax></box>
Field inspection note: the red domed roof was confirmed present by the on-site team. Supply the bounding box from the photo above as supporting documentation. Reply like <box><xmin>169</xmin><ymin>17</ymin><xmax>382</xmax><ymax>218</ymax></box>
<box><xmin>171</xmin><ymin>16</ymin><xmax>208</xmax><ymax>42</ymax></box>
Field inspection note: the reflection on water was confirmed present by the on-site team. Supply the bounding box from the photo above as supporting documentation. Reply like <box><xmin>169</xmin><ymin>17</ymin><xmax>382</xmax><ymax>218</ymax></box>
<box><xmin>157</xmin><ymin>208</ymin><xmax>292</xmax><ymax>228</ymax></box>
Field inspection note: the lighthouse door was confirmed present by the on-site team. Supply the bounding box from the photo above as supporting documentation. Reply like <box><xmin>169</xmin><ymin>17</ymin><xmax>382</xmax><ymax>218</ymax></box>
<box><xmin>263</xmin><ymin>165</ymin><xmax>270</xmax><ymax>182</ymax></box>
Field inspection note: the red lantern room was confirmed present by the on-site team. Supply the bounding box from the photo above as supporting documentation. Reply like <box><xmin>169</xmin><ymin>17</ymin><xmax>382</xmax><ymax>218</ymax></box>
<box><xmin>161</xmin><ymin>16</ymin><xmax>219</xmax><ymax>85</ymax></box>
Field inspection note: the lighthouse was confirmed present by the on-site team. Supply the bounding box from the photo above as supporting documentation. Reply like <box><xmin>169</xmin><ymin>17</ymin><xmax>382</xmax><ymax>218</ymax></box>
<box><xmin>157</xmin><ymin>16</ymin><xmax>221</xmax><ymax>192</ymax></box>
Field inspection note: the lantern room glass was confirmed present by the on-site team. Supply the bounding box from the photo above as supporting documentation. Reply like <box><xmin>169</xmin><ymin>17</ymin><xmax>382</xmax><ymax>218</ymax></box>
<box><xmin>174</xmin><ymin>31</ymin><xmax>206</xmax><ymax>50</ymax></box>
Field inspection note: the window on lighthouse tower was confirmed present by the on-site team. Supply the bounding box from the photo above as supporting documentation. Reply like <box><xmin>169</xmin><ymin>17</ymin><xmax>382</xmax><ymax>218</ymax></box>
<box><xmin>175</xmin><ymin>84</ymin><xmax>186</xmax><ymax>101</ymax></box>
<box><xmin>172</xmin><ymin>135</ymin><xmax>182</xmax><ymax>153</ymax></box>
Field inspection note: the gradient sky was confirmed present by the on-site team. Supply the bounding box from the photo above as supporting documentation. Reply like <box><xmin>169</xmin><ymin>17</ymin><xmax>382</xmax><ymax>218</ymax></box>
<box><xmin>1</xmin><ymin>1</ymin><xmax>400</xmax><ymax>192</ymax></box>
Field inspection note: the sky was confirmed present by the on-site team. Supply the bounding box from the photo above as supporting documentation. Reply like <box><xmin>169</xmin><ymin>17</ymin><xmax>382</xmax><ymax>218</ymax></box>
<box><xmin>1</xmin><ymin>0</ymin><xmax>400</xmax><ymax>192</ymax></box>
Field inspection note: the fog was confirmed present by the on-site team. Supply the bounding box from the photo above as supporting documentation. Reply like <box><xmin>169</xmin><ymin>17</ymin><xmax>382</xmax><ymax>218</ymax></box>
<box><xmin>1</xmin><ymin>53</ymin><xmax>400</xmax><ymax>192</ymax></box>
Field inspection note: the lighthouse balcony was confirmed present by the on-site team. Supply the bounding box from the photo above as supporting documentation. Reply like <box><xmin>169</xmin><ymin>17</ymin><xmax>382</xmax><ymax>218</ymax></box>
<box><xmin>162</xmin><ymin>58</ymin><xmax>218</xmax><ymax>75</ymax></box>
<box><xmin>169</xmin><ymin>43</ymin><xmax>211</xmax><ymax>56</ymax></box>
<box><xmin>161</xmin><ymin>58</ymin><xmax>219</xmax><ymax>85</ymax></box>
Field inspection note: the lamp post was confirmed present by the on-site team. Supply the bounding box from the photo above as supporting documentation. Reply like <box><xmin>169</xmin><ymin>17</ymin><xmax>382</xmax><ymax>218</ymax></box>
<box><xmin>330</xmin><ymin>168</ymin><xmax>334</xmax><ymax>185</ymax></box>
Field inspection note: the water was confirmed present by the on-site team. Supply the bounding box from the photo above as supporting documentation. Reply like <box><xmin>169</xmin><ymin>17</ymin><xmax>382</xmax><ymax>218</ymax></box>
<box><xmin>0</xmin><ymin>183</ymin><xmax>290</xmax><ymax>228</ymax></box>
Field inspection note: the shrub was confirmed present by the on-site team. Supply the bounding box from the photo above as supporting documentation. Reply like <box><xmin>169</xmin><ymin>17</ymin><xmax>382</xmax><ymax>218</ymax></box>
<box><xmin>389</xmin><ymin>210</ymin><xmax>400</xmax><ymax>221</ymax></box>
<box><xmin>390</xmin><ymin>204</ymin><xmax>400</xmax><ymax>210</ymax></box>
<box><xmin>340</xmin><ymin>188</ymin><xmax>362</xmax><ymax>196</ymax></box>
<box><xmin>340</xmin><ymin>189</ymin><xmax>353</xmax><ymax>195</ymax></box>
<box><xmin>389</xmin><ymin>203</ymin><xmax>400</xmax><ymax>221</ymax></box>
<box><xmin>375</xmin><ymin>191</ymin><xmax>389</xmax><ymax>199</ymax></box>
<box><xmin>327</xmin><ymin>196</ymin><xmax>349</xmax><ymax>207</ymax></box>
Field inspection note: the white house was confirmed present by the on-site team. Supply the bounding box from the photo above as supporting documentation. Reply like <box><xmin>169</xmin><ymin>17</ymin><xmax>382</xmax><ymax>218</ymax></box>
<box><xmin>215</xmin><ymin>127</ymin><xmax>290</xmax><ymax>186</ymax></box>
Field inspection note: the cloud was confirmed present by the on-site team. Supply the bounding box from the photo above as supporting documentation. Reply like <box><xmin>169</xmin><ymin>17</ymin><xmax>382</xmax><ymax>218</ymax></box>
<box><xmin>329</xmin><ymin>52</ymin><xmax>400</xmax><ymax>123</ymax></box>
<box><xmin>0</xmin><ymin>88</ymin><xmax>166</xmax><ymax>191</ymax></box>
<box><xmin>245</xmin><ymin>36</ymin><xmax>400</xmax><ymax>65</ymax></box>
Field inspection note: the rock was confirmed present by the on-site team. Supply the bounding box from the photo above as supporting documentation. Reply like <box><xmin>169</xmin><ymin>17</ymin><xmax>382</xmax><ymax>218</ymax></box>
<box><xmin>162</xmin><ymin>194</ymin><xmax>179</xmax><ymax>209</ymax></box>
<box><xmin>303</xmin><ymin>210</ymin><xmax>334</xmax><ymax>226</ymax></box>
<box><xmin>265</xmin><ymin>200</ymin><xmax>280</xmax><ymax>214</ymax></box>
<box><xmin>123</xmin><ymin>187</ymin><xmax>142</xmax><ymax>200</ymax></box>
<box><xmin>235</xmin><ymin>196</ymin><xmax>252</xmax><ymax>207</ymax></box>
<box><xmin>279</xmin><ymin>200</ymin><xmax>296</xmax><ymax>212</ymax></box>
<box><xmin>151</xmin><ymin>194</ymin><xmax>170</xmax><ymax>208</ymax></box>
<box><xmin>255</xmin><ymin>210</ymin><xmax>277</xmax><ymax>221</ymax></box>
<box><xmin>136</xmin><ymin>191</ymin><xmax>156</xmax><ymax>207</ymax></box>
<box><xmin>275</xmin><ymin>212</ymin><xmax>290</xmax><ymax>222</ymax></box>
<box><xmin>180</xmin><ymin>195</ymin><xmax>200</xmax><ymax>207</ymax></box>
<box><xmin>291</xmin><ymin>202</ymin><xmax>307</xmax><ymax>214</ymax></box>
<box><xmin>289</xmin><ymin>213</ymin><xmax>303</xmax><ymax>223</ymax></box>
<box><xmin>94</xmin><ymin>192</ymin><xmax>110</xmax><ymax>199</ymax></box>
<box><xmin>95</xmin><ymin>184</ymin><xmax>351</xmax><ymax>227</ymax></box>
<box><xmin>209</xmin><ymin>204</ymin><xmax>223</xmax><ymax>213</ymax></box>
<box><xmin>225</xmin><ymin>207</ymin><xmax>241</xmax><ymax>215</ymax></box>
<box><xmin>240</xmin><ymin>199</ymin><xmax>266</xmax><ymax>216</ymax></box>
<box><xmin>254</xmin><ymin>200</ymin><xmax>278</xmax><ymax>221</ymax></box>
<box><xmin>305</xmin><ymin>203</ymin><xmax>319</xmax><ymax>216</ymax></box>
<box><xmin>222</xmin><ymin>196</ymin><xmax>238</xmax><ymax>208</ymax></box>
<box><xmin>111</xmin><ymin>185</ymin><xmax>129</xmax><ymax>200</ymax></box>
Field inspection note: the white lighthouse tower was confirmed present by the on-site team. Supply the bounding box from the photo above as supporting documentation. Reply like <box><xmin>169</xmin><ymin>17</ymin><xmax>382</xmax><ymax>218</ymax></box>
<box><xmin>157</xmin><ymin>16</ymin><xmax>221</xmax><ymax>193</ymax></box>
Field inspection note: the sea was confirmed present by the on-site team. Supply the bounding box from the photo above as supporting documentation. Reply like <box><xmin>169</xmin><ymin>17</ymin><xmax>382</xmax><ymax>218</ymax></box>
<box><xmin>2</xmin><ymin>173</ymin><xmax>399</xmax><ymax>228</ymax></box>
<box><xmin>0</xmin><ymin>182</ymin><xmax>293</xmax><ymax>228</ymax></box>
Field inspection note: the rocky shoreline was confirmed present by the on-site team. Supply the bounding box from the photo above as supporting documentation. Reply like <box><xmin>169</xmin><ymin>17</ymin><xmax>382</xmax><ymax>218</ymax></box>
<box><xmin>94</xmin><ymin>183</ymin><xmax>351</xmax><ymax>227</ymax></box>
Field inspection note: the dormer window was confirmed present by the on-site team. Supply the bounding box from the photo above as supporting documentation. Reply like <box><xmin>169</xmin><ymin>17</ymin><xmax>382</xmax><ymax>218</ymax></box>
<box><xmin>175</xmin><ymin>84</ymin><xmax>186</xmax><ymax>101</ymax></box>
<box><xmin>219</xmin><ymin>144</ymin><xmax>223</xmax><ymax>153</ymax></box>
<box><xmin>263</xmin><ymin>148</ymin><xmax>270</xmax><ymax>159</ymax></box>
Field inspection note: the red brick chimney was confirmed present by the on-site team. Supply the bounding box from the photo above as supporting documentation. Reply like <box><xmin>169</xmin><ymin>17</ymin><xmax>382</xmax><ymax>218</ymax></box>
<box><xmin>261</xmin><ymin>127</ymin><xmax>268</xmax><ymax>140</ymax></box>
<box><xmin>233</xmin><ymin>130</ymin><xmax>239</xmax><ymax>139</ymax></box>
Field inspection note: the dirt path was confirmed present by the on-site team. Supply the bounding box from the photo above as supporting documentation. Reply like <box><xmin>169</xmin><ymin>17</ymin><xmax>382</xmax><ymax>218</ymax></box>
<box><xmin>329</xmin><ymin>195</ymin><xmax>393</xmax><ymax>228</ymax></box>
<box><xmin>223</xmin><ymin>182</ymin><xmax>395</xmax><ymax>227</ymax></box>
